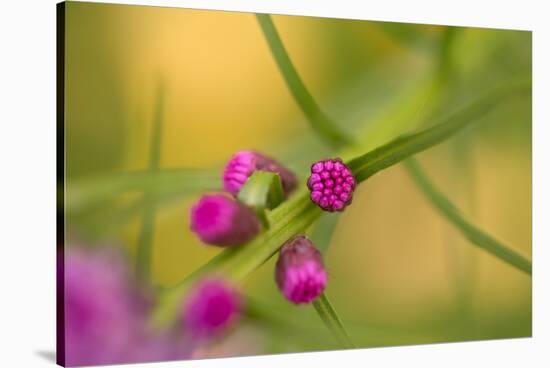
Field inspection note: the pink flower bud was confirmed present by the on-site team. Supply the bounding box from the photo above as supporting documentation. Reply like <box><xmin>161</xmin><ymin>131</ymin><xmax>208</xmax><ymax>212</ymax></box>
<box><xmin>190</xmin><ymin>194</ymin><xmax>261</xmax><ymax>247</ymax></box>
<box><xmin>307</xmin><ymin>158</ymin><xmax>355</xmax><ymax>212</ymax></box>
<box><xmin>223</xmin><ymin>150</ymin><xmax>297</xmax><ymax>197</ymax></box>
<box><xmin>183</xmin><ymin>278</ymin><xmax>242</xmax><ymax>338</ymax></box>
<box><xmin>275</xmin><ymin>236</ymin><xmax>327</xmax><ymax>304</ymax></box>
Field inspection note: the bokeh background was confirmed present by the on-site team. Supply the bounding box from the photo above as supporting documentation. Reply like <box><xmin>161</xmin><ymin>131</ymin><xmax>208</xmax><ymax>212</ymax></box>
<box><xmin>64</xmin><ymin>1</ymin><xmax>531</xmax><ymax>358</ymax></box>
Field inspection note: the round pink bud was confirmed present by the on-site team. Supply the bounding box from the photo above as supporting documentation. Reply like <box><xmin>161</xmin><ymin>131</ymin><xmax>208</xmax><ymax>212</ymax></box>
<box><xmin>183</xmin><ymin>278</ymin><xmax>242</xmax><ymax>338</ymax></box>
<box><xmin>307</xmin><ymin>158</ymin><xmax>355</xmax><ymax>212</ymax></box>
<box><xmin>223</xmin><ymin>150</ymin><xmax>298</xmax><ymax>197</ymax></box>
<box><xmin>275</xmin><ymin>236</ymin><xmax>327</xmax><ymax>304</ymax></box>
<box><xmin>190</xmin><ymin>194</ymin><xmax>261</xmax><ymax>246</ymax></box>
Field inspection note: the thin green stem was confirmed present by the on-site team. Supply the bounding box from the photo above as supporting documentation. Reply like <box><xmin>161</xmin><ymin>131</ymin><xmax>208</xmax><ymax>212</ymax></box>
<box><xmin>256</xmin><ymin>14</ymin><xmax>353</xmax><ymax>149</ymax></box>
<box><xmin>66</xmin><ymin>168</ymin><xmax>220</xmax><ymax>214</ymax></box>
<box><xmin>404</xmin><ymin>158</ymin><xmax>531</xmax><ymax>275</ymax></box>
<box><xmin>312</xmin><ymin>293</ymin><xmax>355</xmax><ymax>348</ymax></box>
<box><xmin>136</xmin><ymin>83</ymin><xmax>165</xmax><ymax>280</ymax></box>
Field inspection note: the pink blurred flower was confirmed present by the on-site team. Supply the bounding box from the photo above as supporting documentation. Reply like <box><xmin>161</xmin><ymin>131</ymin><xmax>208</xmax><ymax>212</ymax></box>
<box><xmin>183</xmin><ymin>278</ymin><xmax>242</xmax><ymax>339</ymax></box>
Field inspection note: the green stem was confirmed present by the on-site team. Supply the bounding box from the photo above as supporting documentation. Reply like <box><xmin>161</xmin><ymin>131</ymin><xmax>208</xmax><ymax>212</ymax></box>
<box><xmin>136</xmin><ymin>83</ymin><xmax>165</xmax><ymax>279</ymax></box>
<box><xmin>256</xmin><ymin>13</ymin><xmax>353</xmax><ymax>149</ymax></box>
<box><xmin>404</xmin><ymin>158</ymin><xmax>531</xmax><ymax>275</ymax></box>
<box><xmin>312</xmin><ymin>293</ymin><xmax>355</xmax><ymax>348</ymax></box>
<box><xmin>66</xmin><ymin>168</ymin><xmax>220</xmax><ymax>214</ymax></box>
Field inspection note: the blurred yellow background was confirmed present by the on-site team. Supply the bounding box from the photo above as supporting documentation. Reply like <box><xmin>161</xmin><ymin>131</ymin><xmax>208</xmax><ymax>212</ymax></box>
<box><xmin>65</xmin><ymin>1</ymin><xmax>531</xmax><ymax>352</ymax></box>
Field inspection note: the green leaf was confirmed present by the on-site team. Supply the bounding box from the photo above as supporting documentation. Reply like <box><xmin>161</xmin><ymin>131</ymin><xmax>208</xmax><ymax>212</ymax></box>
<box><xmin>237</xmin><ymin>171</ymin><xmax>285</xmax><ymax>228</ymax></box>
<box><xmin>312</xmin><ymin>293</ymin><xmax>355</xmax><ymax>348</ymax></box>
<box><xmin>404</xmin><ymin>158</ymin><xmax>532</xmax><ymax>275</ymax></box>
<box><xmin>256</xmin><ymin>13</ymin><xmax>353</xmax><ymax>149</ymax></box>
<box><xmin>66</xmin><ymin>168</ymin><xmax>220</xmax><ymax>214</ymax></box>
<box><xmin>347</xmin><ymin>80</ymin><xmax>531</xmax><ymax>182</ymax></box>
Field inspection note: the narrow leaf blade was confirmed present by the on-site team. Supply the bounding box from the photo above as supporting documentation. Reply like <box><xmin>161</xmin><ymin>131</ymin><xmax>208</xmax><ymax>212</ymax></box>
<box><xmin>136</xmin><ymin>82</ymin><xmax>164</xmax><ymax>279</ymax></box>
<box><xmin>404</xmin><ymin>158</ymin><xmax>531</xmax><ymax>275</ymax></box>
<box><xmin>347</xmin><ymin>80</ymin><xmax>531</xmax><ymax>182</ymax></box>
<box><xmin>66</xmin><ymin>168</ymin><xmax>220</xmax><ymax>214</ymax></box>
<box><xmin>312</xmin><ymin>293</ymin><xmax>355</xmax><ymax>348</ymax></box>
<box><xmin>256</xmin><ymin>13</ymin><xmax>353</xmax><ymax>149</ymax></box>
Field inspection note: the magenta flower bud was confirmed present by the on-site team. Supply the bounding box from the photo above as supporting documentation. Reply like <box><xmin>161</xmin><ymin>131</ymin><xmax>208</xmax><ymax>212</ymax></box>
<box><xmin>190</xmin><ymin>194</ymin><xmax>261</xmax><ymax>246</ymax></box>
<box><xmin>275</xmin><ymin>235</ymin><xmax>327</xmax><ymax>304</ymax></box>
<box><xmin>307</xmin><ymin>158</ymin><xmax>355</xmax><ymax>212</ymax></box>
<box><xmin>223</xmin><ymin>150</ymin><xmax>298</xmax><ymax>197</ymax></box>
<box><xmin>183</xmin><ymin>278</ymin><xmax>242</xmax><ymax>338</ymax></box>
